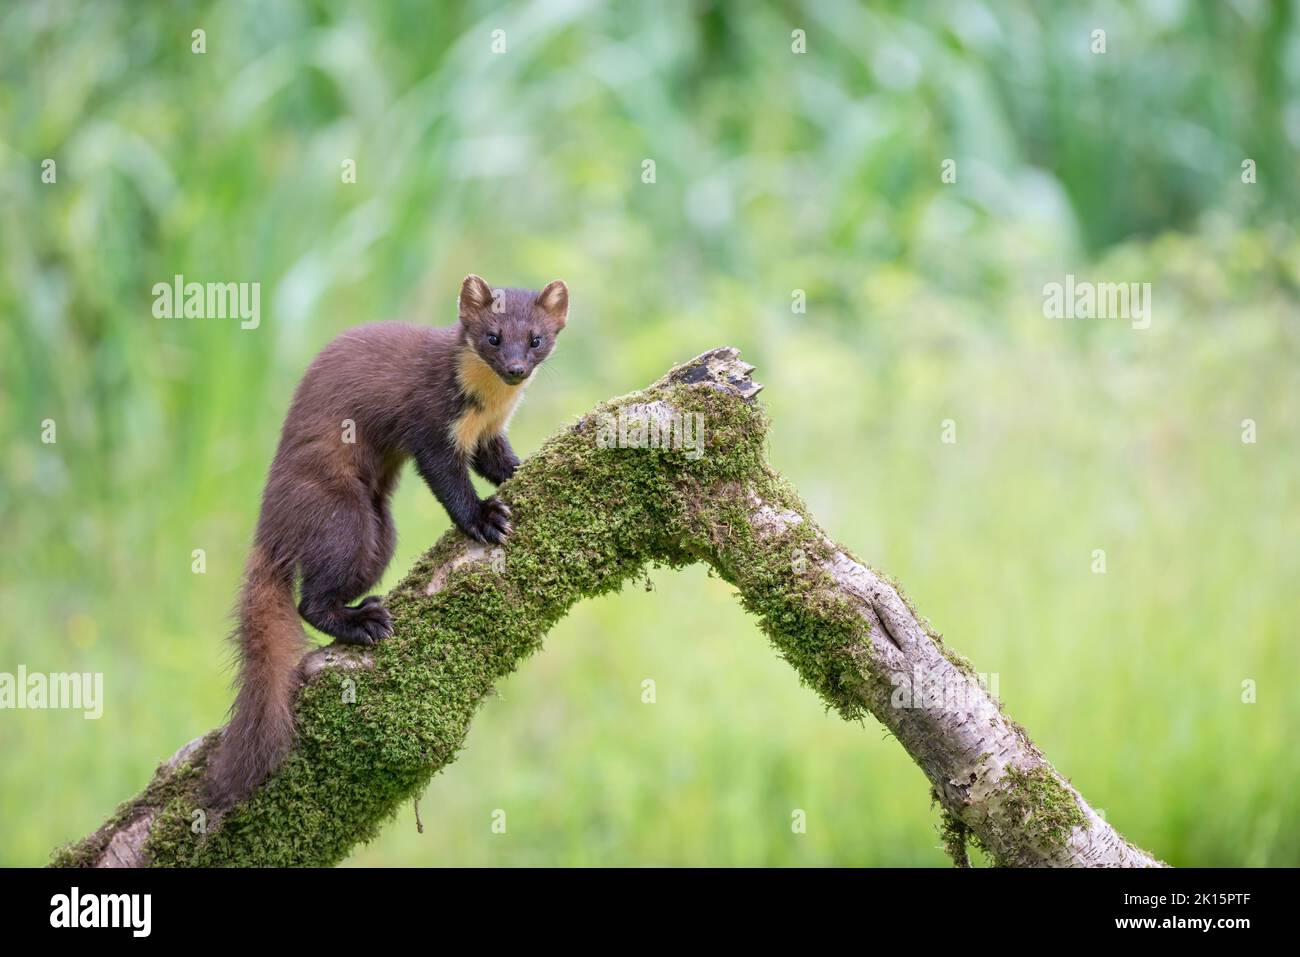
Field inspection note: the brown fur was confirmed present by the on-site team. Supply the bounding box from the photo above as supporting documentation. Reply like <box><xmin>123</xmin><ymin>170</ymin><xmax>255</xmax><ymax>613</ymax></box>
<box><xmin>204</xmin><ymin>276</ymin><xmax>567</xmax><ymax>807</ymax></box>
<box><xmin>204</xmin><ymin>546</ymin><xmax>306</xmax><ymax>808</ymax></box>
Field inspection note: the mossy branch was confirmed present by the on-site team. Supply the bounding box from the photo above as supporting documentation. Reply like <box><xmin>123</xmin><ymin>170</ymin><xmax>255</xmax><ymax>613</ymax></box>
<box><xmin>54</xmin><ymin>348</ymin><xmax>1164</xmax><ymax>868</ymax></box>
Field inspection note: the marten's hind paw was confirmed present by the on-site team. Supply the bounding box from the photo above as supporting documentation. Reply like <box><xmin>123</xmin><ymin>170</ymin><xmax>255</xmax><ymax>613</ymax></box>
<box><xmin>336</xmin><ymin>598</ymin><xmax>393</xmax><ymax>645</ymax></box>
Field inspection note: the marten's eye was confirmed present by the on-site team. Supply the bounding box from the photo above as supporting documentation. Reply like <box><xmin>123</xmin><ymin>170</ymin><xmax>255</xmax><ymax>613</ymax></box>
<box><xmin>487</xmin><ymin>333</ymin><xmax>500</xmax><ymax>347</ymax></box>
<box><xmin>530</xmin><ymin>335</ymin><xmax>542</xmax><ymax>349</ymax></box>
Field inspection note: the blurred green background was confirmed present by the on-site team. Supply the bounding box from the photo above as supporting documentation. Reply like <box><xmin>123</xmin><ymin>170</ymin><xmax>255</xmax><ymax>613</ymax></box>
<box><xmin>2</xmin><ymin>0</ymin><xmax>1298</xmax><ymax>867</ymax></box>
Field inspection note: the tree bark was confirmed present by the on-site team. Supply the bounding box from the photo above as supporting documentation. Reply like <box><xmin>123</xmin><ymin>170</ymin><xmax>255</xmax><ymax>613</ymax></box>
<box><xmin>53</xmin><ymin>348</ymin><xmax>1164</xmax><ymax>868</ymax></box>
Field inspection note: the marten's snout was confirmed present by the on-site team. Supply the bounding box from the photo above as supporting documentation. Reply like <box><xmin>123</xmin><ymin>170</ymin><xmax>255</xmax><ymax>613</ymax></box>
<box><xmin>503</xmin><ymin>363</ymin><xmax>528</xmax><ymax>383</ymax></box>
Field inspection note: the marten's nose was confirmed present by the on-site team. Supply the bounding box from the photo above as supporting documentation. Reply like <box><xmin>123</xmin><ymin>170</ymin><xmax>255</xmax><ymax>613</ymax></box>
<box><xmin>506</xmin><ymin>363</ymin><xmax>527</xmax><ymax>378</ymax></box>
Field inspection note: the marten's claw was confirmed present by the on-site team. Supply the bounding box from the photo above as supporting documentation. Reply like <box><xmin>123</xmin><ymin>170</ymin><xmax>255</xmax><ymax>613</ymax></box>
<box><xmin>468</xmin><ymin>496</ymin><xmax>512</xmax><ymax>544</ymax></box>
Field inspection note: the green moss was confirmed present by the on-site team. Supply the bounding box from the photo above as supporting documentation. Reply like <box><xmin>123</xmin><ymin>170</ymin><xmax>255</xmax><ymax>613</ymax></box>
<box><xmin>50</xmin><ymin>732</ymin><xmax>219</xmax><ymax>867</ymax></box>
<box><xmin>973</xmin><ymin>764</ymin><xmax>1088</xmax><ymax>866</ymax></box>
<box><xmin>937</xmin><ymin>804</ymin><xmax>971</xmax><ymax>868</ymax></box>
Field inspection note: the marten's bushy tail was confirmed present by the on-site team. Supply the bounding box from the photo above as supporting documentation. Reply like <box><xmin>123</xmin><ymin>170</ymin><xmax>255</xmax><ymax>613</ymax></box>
<box><xmin>204</xmin><ymin>547</ymin><xmax>306</xmax><ymax>809</ymax></box>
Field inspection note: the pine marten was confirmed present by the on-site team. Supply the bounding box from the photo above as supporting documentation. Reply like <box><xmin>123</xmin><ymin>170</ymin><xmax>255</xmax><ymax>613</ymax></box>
<box><xmin>204</xmin><ymin>274</ymin><xmax>568</xmax><ymax>808</ymax></box>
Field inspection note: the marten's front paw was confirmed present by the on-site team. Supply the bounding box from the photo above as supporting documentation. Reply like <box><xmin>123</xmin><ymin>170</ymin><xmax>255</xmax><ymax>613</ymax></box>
<box><xmin>494</xmin><ymin>451</ymin><xmax>520</xmax><ymax>483</ymax></box>
<box><xmin>478</xmin><ymin>450</ymin><xmax>520</xmax><ymax>485</ymax></box>
<box><xmin>466</xmin><ymin>496</ymin><xmax>512</xmax><ymax>544</ymax></box>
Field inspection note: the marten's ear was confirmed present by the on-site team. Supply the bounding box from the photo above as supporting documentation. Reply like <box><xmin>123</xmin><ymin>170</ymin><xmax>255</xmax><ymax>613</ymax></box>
<box><xmin>459</xmin><ymin>274</ymin><xmax>494</xmax><ymax>318</ymax></box>
<box><xmin>537</xmin><ymin>280</ymin><xmax>568</xmax><ymax>330</ymax></box>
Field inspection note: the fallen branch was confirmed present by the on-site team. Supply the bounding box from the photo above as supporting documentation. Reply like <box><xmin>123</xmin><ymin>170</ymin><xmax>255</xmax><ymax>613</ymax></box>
<box><xmin>54</xmin><ymin>348</ymin><xmax>1163</xmax><ymax>867</ymax></box>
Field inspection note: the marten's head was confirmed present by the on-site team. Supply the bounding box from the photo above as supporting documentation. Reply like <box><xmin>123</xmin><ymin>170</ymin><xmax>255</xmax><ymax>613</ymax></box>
<box><xmin>458</xmin><ymin>274</ymin><xmax>568</xmax><ymax>385</ymax></box>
